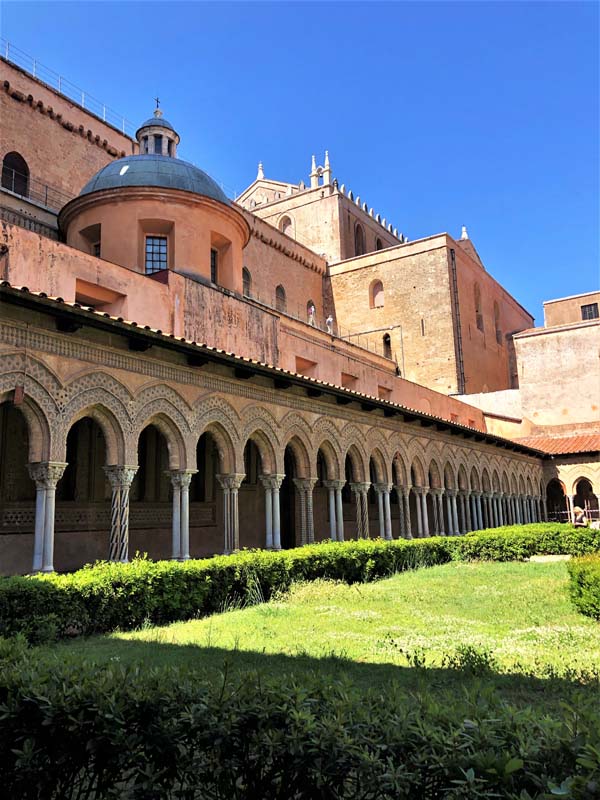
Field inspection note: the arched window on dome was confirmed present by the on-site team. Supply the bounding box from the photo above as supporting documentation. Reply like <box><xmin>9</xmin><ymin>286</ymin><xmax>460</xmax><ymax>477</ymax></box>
<box><xmin>276</xmin><ymin>284</ymin><xmax>287</xmax><ymax>313</ymax></box>
<box><xmin>383</xmin><ymin>333</ymin><xmax>392</xmax><ymax>359</ymax></box>
<box><xmin>370</xmin><ymin>279</ymin><xmax>384</xmax><ymax>309</ymax></box>
<box><xmin>2</xmin><ymin>152</ymin><xmax>29</xmax><ymax>198</ymax></box>
<box><xmin>279</xmin><ymin>215</ymin><xmax>294</xmax><ymax>237</ymax></box>
<box><xmin>354</xmin><ymin>223</ymin><xmax>365</xmax><ymax>256</ymax></box>
<box><xmin>242</xmin><ymin>267</ymin><xmax>252</xmax><ymax>298</ymax></box>
<box><xmin>474</xmin><ymin>283</ymin><xmax>484</xmax><ymax>332</ymax></box>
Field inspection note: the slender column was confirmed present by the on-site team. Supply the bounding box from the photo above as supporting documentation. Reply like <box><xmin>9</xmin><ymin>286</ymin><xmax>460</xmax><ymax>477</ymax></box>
<box><xmin>104</xmin><ymin>466</ymin><xmax>138</xmax><ymax>564</ymax></box>
<box><xmin>293</xmin><ymin>478</ymin><xmax>316</xmax><ymax>545</ymax></box>
<box><xmin>475</xmin><ymin>493</ymin><xmax>483</xmax><ymax>530</ymax></box>
<box><xmin>217</xmin><ymin>474</ymin><xmax>245</xmax><ymax>553</ymax></box>
<box><xmin>324</xmin><ymin>481</ymin><xmax>337</xmax><ymax>540</ymax></box>
<box><xmin>28</xmin><ymin>462</ymin><xmax>66</xmax><ymax>573</ymax></box>
<box><xmin>568</xmin><ymin>494</ymin><xmax>575</xmax><ymax>524</ymax></box>
<box><xmin>374</xmin><ymin>483</ymin><xmax>393</xmax><ymax>540</ymax></box>
<box><xmin>272</xmin><ymin>475</ymin><xmax>284</xmax><ymax>550</ymax></box>
<box><xmin>414</xmin><ymin>488</ymin><xmax>423</xmax><ymax>537</ymax></box>
<box><xmin>383</xmin><ymin>487</ymin><xmax>392</xmax><ymax>540</ymax></box>
<box><xmin>293</xmin><ymin>478</ymin><xmax>309</xmax><ymax>545</ymax></box>
<box><xmin>335</xmin><ymin>483</ymin><xmax>344</xmax><ymax>542</ymax></box>
<box><xmin>350</xmin><ymin>482</ymin><xmax>370</xmax><ymax>539</ymax></box>
<box><xmin>463</xmin><ymin>492</ymin><xmax>472</xmax><ymax>532</ymax></box>
<box><xmin>376</xmin><ymin>486</ymin><xmax>385</xmax><ymax>539</ymax></box>
<box><xmin>260</xmin><ymin>476</ymin><xmax>273</xmax><ymax>549</ymax></box>
<box><xmin>421</xmin><ymin>488</ymin><xmax>430</xmax><ymax>537</ymax></box>
<box><xmin>542</xmin><ymin>496</ymin><xmax>548</xmax><ymax>522</ymax></box>
<box><xmin>171</xmin><ymin>478</ymin><xmax>182</xmax><ymax>559</ymax></box>
<box><xmin>445</xmin><ymin>491</ymin><xmax>453</xmax><ymax>535</ymax></box>
<box><xmin>402</xmin><ymin>487</ymin><xmax>412</xmax><ymax>538</ymax></box>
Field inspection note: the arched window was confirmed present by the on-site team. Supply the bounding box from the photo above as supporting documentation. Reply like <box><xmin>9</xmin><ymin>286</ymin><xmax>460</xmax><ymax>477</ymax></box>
<box><xmin>2</xmin><ymin>152</ymin><xmax>29</xmax><ymax>197</ymax></box>
<box><xmin>370</xmin><ymin>279</ymin><xmax>384</xmax><ymax>309</ymax></box>
<box><xmin>376</xmin><ymin>238</ymin><xmax>383</xmax><ymax>251</ymax></box>
<box><xmin>383</xmin><ymin>333</ymin><xmax>392</xmax><ymax>359</ymax></box>
<box><xmin>279</xmin><ymin>215</ymin><xmax>293</xmax><ymax>237</ymax></box>
<box><xmin>354</xmin><ymin>223</ymin><xmax>365</xmax><ymax>256</ymax></box>
<box><xmin>242</xmin><ymin>267</ymin><xmax>252</xmax><ymax>298</ymax></box>
<box><xmin>474</xmin><ymin>283</ymin><xmax>484</xmax><ymax>332</ymax></box>
<box><xmin>306</xmin><ymin>299</ymin><xmax>316</xmax><ymax>325</ymax></box>
<box><xmin>494</xmin><ymin>301</ymin><xmax>502</xmax><ymax>345</ymax></box>
<box><xmin>276</xmin><ymin>284</ymin><xmax>287</xmax><ymax>312</ymax></box>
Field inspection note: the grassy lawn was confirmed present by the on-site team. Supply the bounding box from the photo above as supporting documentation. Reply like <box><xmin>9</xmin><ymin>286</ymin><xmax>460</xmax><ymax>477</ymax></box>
<box><xmin>44</xmin><ymin>560</ymin><xmax>600</xmax><ymax>709</ymax></box>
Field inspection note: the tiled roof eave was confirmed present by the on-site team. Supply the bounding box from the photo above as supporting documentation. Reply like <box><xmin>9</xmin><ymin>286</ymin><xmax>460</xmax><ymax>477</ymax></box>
<box><xmin>0</xmin><ymin>281</ymin><xmax>547</xmax><ymax>459</ymax></box>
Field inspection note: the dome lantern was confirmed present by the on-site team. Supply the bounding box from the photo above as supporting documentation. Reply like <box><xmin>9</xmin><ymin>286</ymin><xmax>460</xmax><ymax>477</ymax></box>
<box><xmin>135</xmin><ymin>108</ymin><xmax>180</xmax><ymax>157</ymax></box>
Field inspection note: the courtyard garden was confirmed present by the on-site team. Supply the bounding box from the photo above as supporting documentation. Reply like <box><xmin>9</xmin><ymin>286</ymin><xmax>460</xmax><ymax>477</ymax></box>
<box><xmin>1</xmin><ymin>524</ymin><xmax>600</xmax><ymax>798</ymax></box>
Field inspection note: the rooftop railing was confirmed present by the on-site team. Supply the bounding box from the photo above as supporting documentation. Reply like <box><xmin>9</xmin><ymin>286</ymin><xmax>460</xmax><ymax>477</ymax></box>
<box><xmin>1</xmin><ymin>166</ymin><xmax>73</xmax><ymax>212</ymax></box>
<box><xmin>1</xmin><ymin>37</ymin><xmax>135</xmax><ymax>137</ymax></box>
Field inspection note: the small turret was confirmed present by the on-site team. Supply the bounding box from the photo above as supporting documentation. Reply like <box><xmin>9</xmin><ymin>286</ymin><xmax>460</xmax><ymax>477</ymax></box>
<box><xmin>135</xmin><ymin>107</ymin><xmax>180</xmax><ymax>157</ymax></box>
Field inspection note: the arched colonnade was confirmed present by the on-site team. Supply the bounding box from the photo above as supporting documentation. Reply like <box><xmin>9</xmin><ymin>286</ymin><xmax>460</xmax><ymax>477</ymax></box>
<box><xmin>0</xmin><ymin>370</ymin><xmax>547</xmax><ymax>573</ymax></box>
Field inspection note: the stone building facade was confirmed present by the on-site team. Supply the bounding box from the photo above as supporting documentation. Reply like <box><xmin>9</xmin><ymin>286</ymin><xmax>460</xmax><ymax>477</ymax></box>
<box><xmin>0</xmin><ymin>51</ymin><xmax>597</xmax><ymax>574</ymax></box>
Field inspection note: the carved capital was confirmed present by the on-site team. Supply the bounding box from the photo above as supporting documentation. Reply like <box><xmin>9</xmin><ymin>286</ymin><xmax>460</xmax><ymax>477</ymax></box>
<box><xmin>260</xmin><ymin>474</ymin><xmax>285</xmax><ymax>491</ymax></box>
<box><xmin>373</xmin><ymin>482</ymin><xmax>392</xmax><ymax>494</ymax></box>
<box><xmin>28</xmin><ymin>461</ymin><xmax>68</xmax><ymax>489</ymax></box>
<box><xmin>167</xmin><ymin>469</ymin><xmax>197</xmax><ymax>489</ymax></box>
<box><xmin>445</xmin><ymin>488</ymin><xmax>457</xmax><ymax>497</ymax></box>
<box><xmin>104</xmin><ymin>465</ymin><xmax>138</xmax><ymax>490</ymax></box>
<box><xmin>350</xmin><ymin>481</ymin><xmax>370</xmax><ymax>495</ymax></box>
<box><xmin>217</xmin><ymin>473</ymin><xmax>245</xmax><ymax>491</ymax></box>
<box><xmin>293</xmin><ymin>477</ymin><xmax>317</xmax><ymax>493</ymax></box>
<box><xmin>323</xmin><ymin>479</ymin><xmax>345</xmax><ymax>491</ymax></box>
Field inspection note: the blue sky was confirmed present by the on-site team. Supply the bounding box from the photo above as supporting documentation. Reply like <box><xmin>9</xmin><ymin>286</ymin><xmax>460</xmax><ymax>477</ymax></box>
<box><xmin>1</xmin><ymin>1</ymin><xmax>598</xmax><ymax>323</ymax></box>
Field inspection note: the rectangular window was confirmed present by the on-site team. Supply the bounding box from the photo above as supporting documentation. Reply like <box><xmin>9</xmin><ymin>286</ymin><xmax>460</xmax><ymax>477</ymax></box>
<box><xmin>92</xmin><ymin>242</ymin><xmax>101</xmax><ymax>258</ymax></box>
<box><xmin>210</xmin><ymin>248</ymin><xmax>218</xmax><ymax>284</ymax></box>
<box><xmin>142</xmin><ymin>136</ymin><xmax>149</xmax><ymax>154</ymax></box>
<box><xmin>154</xmin><ymin>135</ymin><xmax>163</xmax><ymax>154</ymax></box>
<box><xmin>581</xmin><ymin>303</ymin><xmax>599</xmax><ymax>320</ymax></box>
<box><xmin>145</xmin><ymin>235</ymin><xmax>168</xmax><ymax>274</ymax></box>
<box><xmin>167</xmin><ymin>140</ymin><xmax>173</xmax><ymax>157</ymax></box>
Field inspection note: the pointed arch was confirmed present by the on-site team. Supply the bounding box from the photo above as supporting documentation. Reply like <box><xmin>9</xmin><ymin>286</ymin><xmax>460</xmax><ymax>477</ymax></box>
<box><xmin>0</xmin><ymin>391</ymin><xmax>51</xmax><ymax>463</ymax></box>
<box><xmin>369</xmin><ymin>448</ymin><xmax>389</xmax><ymax>483</ymax></box>
<box><xmin>315</xmin><ymin>439</ymin><xmax>341</xmax><ymax>481</ymax></box>
<box><xmin>411</xmin><ymin>455</ymin><xmax>426</xmax><ymax>488</ymax></box>
<box><xmin>470</xmin><ymin>467</ymin><xmax>481</xmax><ymax>492</ymax></box>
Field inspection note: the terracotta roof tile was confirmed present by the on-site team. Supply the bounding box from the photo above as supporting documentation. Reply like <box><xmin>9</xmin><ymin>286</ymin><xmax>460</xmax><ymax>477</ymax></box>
<box><xmin>515</xmin><ymin>434</ymin><xmax>600</xmax><ymax>455</ymax></box>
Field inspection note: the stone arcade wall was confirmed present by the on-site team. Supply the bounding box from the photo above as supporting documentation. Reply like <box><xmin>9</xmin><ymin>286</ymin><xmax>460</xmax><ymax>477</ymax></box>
<box><xmin>0</xmin><ymin>294</ymin><xmax>544</xmax><ymax>574</ymax></box>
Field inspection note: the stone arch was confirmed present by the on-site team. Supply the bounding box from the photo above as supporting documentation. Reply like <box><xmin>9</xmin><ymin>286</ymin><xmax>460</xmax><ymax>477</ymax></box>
<box><xmin>283</xmin><ymin>432</ymin><xmax>312</xmax><ymax>479</ymax></box>
<box><xmin>198</xmin><ymin>420</ymin><xmax>237</xmax><ymax>474</ymax></box>
<box><xmin>470</xmin><ymin>467</ymin><xmax>481</xmax><ymax>492</ymax></box>
<box><xmin>62</xmin><ymin>402</ymin><xmax>127</xmax><ymax>466</ymax></box>
<box><xmin>570</xmin><ymin>471</ymin><xmax>598</xmax><ymax>495</ymax></box>
<box><xmin>481</xmin><ymin>467</ymin><xmax>492</xmax><ymax>492</ymax></box>
<box><xmin>501</xmin><ymin>471</ymin><xmax>510</xmax><ymax>494</ymax></box>
<box><xmin>365</xmin><ymin>428</ymin><xmax>392</xmax><ymax>465</ymax></box>
<box><xmin>345</xmin><ymin>443</ymin><xmax>367</xmax><ymax>482</ymax></box>
<box><xmin>411</xmin><ymin>455</ymin><xmax>427</xmax><ymax>488</ymax></box>
<box><xmin>315</xmin><ymin>439</ymin><xmax>341</xmax><ymax>481</ymax></box>
<box><xmin>340</xmin><ymin>424</ymin><xmax>369</xmax><ymax>475</ymax></box>
<box><xmin>458</xmin><ymin>464</ymin><xmax>469</xmax><ymax>491</ymax></box>
<box><xmin>444</xmin><ymin>462</ymin><xmax>456</xmax><ymax>490</ymax></box>
<box><xmin>135</xmin><ymin>406</ymin><xmax>189</xmax><ymax>470</ymax></box>
<box><xmin>0</xmin><ymin>390</ymin><xmax>51</xmax><ymax>463</ymax></box>
<box><xmin>240</xmin><ymin>406</ymin><xmax>282</xmax><ymax>472</ymax></box>
<box><xmin>392</xmin><ymin>451</ymin><xmax>409</xmax><ymax>487</ymax></box>
<box><xmin>511</xmin><ymin>474</ymin><xmax>518</xmax><ymax>495</ymax></box>
<box><xmin>492</xmin><ymin>469</ymin><xmax>501</xmax><ymax>492</ymax></box>
<box><xmin>518</xmin><ymin>475</ymin><xmax>526</xmax><ymax>494</ymax></box>
<box><xmin>526</xmin><ymin>475</ymin><xmax>533</xmax><ymax>495</ymax></box>
<box><xmin>369</xmin><ymin>447</ymin><xmax>389</xmax><ymax>483</ymax></box>
<box><xmin>428</xmin><ymin>458</ymin><xmax>443</xmax><ymax>489</ymax></box>
<box><xmin>193</xmin><ymin>395</ymin><xmax>240</xmax><ymax>436</ymax></box>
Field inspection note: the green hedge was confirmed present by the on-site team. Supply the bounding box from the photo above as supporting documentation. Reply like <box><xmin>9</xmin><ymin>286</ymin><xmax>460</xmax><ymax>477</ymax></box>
<box><xmin>0</xmin><ymin>638</ymin><xmax>598</xmax><ymax>800</ymax></box>
<box><xmin>0</xmin><ymin>524</ymin><xmax>598</xmax><ymax>644</ymax></box>
<box><xmin>568</xmin><ymin>554</ymin><xmax>600</xmax><ymax>620</ymax></box>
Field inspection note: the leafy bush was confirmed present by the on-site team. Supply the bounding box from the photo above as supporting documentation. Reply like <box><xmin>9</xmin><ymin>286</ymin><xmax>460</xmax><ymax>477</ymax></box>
<box><xmin>568</xmin><ymin>554</ymin><xmax>600</xmax><ymax>620</ymax></box>
<box><xmin>0</xmin><ymin>637</ymin><xmax>598</xmax><ymax>799</ymax></box>
<box><xmin>0</xmin><ymin>524</ymin><xmax>597</xmax><ymax>644</ymax></box>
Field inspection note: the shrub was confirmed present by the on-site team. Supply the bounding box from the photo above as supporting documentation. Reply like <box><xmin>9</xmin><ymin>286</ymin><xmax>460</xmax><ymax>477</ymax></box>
<box><xmin>568</xmin><ymin>554</ymin><xmax>600</xmax><ymax>620</ymax></box>
<box><xmin>0</xmin><ymin>524</ymin><xmax>597</xmax><ymax>644</ymax></box>
<box><xmin>0</xmin><ymin>639</ymin><xmax>598</xmax><ymax>799</ymax></box>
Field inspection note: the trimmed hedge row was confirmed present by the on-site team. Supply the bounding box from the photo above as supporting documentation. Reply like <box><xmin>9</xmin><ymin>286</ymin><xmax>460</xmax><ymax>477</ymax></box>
<box><xmin>568</xmin><ymin>554</ymin><xmax>600</xmax><ymax>620</ymax></box>
<box><xmin>1</xmin><ymin>523</ymin><xmax>598</xmax><ymax>643</ymax></box>
<box><xmin>0</xmin><ymin>638</ymin><xmax>599</xmax><ymax>800</ymax></box>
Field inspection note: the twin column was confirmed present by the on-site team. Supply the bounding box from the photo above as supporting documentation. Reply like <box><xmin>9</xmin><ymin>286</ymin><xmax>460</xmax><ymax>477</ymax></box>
<box><xmin>323</xmin><ymin>479</ymin><xmax>345</xmax><ymax>541</ymax></box>
<box><xmin>28</xmin><ymin>461</ymin><xmax>68</xmax><ymax>573</ymax></box>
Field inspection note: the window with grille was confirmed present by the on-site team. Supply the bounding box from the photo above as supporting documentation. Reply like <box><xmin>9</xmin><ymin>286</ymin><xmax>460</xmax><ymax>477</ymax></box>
<box><xmin>145</xmin><ymin>236</ymin><xmax>167</xmax><ymax>274</ymax></box>
<box><xmin>581</xmin><ymin>303</ymin><xmax>599</xmax><ymax>320</ymax></box>
<box><xmin>211</xmin><ymin>249</ymin><xmax>218</xmax><ymax>284</ymax></box>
